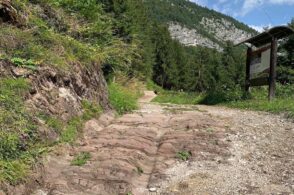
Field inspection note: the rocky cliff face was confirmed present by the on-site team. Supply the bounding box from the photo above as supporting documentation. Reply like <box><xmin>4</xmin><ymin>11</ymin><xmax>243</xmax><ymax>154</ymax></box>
<box><xmin>144</xmin><ymin>0</ymin><xmax>256</xmax><ymax>51</ymax></box>
<box><xmin>168</xmin><ymin>22</ymin><xmax>222</xmax><ymax>51</ymax></box>
<box><xmin>168</xmin><ymin>17</ymin><xmax>254</xmax><ymax>50</ymax></box>
<box><xmin>200</xmin><ymin>18</ymin><xmax>253</xmax><ymax>45</ymax></box>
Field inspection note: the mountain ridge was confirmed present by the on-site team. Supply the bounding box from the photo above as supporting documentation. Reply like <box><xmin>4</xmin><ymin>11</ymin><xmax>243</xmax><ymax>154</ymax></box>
<box><xmin>144</xmin><ymin>0</ymin><xmax>257</xmax><ymax>50</ymax></box>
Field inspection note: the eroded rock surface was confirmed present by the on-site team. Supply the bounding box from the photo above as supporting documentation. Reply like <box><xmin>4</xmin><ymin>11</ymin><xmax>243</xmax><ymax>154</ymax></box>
<box><xmin>33</xmin><ymin>92</ymin><xmax>294</xmax><ymax>195</ymax></box>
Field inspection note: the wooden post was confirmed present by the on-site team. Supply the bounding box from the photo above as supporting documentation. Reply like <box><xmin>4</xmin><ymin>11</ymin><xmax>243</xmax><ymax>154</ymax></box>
<box><xmin>269</xmin><ymin>37</ymin><xmax>277</xmax><ymax>101</ymax></box>
<box><xmin>245</xmin><ymin>47</ymin><xmax>252</xmax><ymax>93</ymax></box>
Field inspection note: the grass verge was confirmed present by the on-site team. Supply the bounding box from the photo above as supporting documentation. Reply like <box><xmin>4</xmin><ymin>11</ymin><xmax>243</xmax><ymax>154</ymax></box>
<box><xmin>0</xmin><ymin>78</ymin><xmax>42</xmax><ymax>184</ymax></box>
<box><xmin>108</xmin><ymin>82</ymin><xmax>139</xmax><ymax>115</ymax></box>
<box><xmin>152</xmin><ymin>84</ymin><xmax>294</xmax><ymax>118</ymax></box>
<box><xmin>152</xmin><ymin>91</ymin><xmax>203</xmax><ymax>105</ymax></box>
<box><xmin>0</xmin><ymin>77</ymin><xmax>103</xmax><ymax>184</ymax></box>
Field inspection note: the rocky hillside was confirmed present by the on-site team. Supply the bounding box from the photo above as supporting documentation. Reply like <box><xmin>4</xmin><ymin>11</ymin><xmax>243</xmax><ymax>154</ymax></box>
<box><xmin>145</xmin><ymin>0</ymin><xmax>257</xmax><ymax>50</ymax></box>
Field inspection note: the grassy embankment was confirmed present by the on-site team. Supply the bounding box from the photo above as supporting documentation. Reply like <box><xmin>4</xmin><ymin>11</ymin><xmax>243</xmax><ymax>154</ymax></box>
<box><xmin>0</xmin><ymin>1</ymin><xmax>141</xmax><ymax>185</ymax></box>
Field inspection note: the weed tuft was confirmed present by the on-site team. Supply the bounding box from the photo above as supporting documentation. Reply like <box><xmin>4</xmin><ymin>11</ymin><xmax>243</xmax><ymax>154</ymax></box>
<box><xmin>176</xmin><ymin>151</ymin><xmax>192</xmax><ymax>161</ymax></box>
<box><xmin>71</xmin><ymin>152</ymin><xmax>91</xmax><ymax>166</ymax></box>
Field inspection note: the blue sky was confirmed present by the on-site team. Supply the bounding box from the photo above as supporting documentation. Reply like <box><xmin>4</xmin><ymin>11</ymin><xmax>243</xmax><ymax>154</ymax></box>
<box><xmin>190</xmin><ymin>0</ymin><xmax>294</xmax><ymax>32</ymax></box>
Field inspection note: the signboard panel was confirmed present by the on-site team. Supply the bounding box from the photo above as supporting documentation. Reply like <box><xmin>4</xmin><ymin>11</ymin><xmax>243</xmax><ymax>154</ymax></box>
<box><xmin>250</xmin><ymin>46</ymin><xmax>271</xmax><ymax>81</ymax></box>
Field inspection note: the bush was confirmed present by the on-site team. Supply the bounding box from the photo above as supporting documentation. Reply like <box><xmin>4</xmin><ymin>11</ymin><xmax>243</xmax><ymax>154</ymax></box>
<box><xmin>200</xmin><ymin>87</ymin><xmax>244</xmax><ymax>105</ymax></box>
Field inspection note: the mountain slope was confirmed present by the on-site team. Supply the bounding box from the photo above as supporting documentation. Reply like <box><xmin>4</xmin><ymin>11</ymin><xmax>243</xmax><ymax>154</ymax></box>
<box><xmin>144</xmin><ymin>0</ymin><xmax>257</xmax><ymax>50</ymax></box>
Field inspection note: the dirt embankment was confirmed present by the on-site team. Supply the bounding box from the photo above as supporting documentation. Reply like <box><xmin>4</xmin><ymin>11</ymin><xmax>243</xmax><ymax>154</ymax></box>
<box><xmin>0</xmin><ymin>59</ymin><xmax>111</xmax><ymax>194</ymax></box>
<box><xmin>28</xmin><ymin>91</ymin><xmax>294</xmax><ymax>195</ymax></box>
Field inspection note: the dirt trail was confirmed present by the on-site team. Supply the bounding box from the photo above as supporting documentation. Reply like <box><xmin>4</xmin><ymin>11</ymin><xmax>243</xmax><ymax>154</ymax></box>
<box><xmin>33</xmin><ymin>91</ymin><xmax>294</xmax><ymax>195</ymax></box>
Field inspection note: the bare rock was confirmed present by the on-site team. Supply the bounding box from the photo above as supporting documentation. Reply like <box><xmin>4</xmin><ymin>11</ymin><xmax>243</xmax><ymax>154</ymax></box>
<box><xmin>12</xmin><ymin>67</ymin><xmax>32</xmax><ymax>77</ymax></box>
<box><xmin>0</xmin><ymin>0</ymin><xmax>26</xmax><ymax>26</ymax></box>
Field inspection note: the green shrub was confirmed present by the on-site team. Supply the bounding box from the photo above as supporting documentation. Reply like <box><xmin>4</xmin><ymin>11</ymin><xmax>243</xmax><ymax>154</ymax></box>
<box><xmin>108</xmin><ymin>83</ymin><xmax>138</xmax><ymax>115</ymax></box>
<box><xmin>200</xmin><ymin>87</ymin><xmax>244</xmax><ymax>105</ymax></box>
<box><xmin>176</xmin><ymin>151</ymin><xmax>191</xmax><ymax>161</ymax></box>
<box><xmin>223</xmin><ymin>84</ymin><xmax>294</xmax><ymax>118</ymax></box>
<box><xmin>146</xmin><ymin>80</ymin><xmax>164</xmax><ymax>93</ymax></box>
<box><xmin>11</xmin><ymin>57</ymin><xmax>38</xmax><ymax>70</ymax></box>
<box><xmin>71</xmin><ymin>152</ymin><xmax>91</xmax><ymax>166</ymax></box>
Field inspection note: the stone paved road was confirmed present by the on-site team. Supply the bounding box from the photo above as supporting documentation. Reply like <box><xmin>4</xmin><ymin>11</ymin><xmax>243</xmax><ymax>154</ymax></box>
<box><xmin>33</xmin><ymin>91</ymin><xmax>294</xmax><ymax>195</ymax></box>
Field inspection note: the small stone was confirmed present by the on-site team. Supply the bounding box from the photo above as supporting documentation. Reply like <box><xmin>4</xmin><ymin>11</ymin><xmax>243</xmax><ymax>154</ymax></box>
<box><xmin>149</xmin><ymin>187</ymin><xmax>157</xmax><ymax>192</ymax></box>
<box><xmin>12</xmin><ymin>67</ymin><xmax>31</xmax><ymax>77</ymax></box>
<box><xmin>31</xmin><ymin>190</ymin><xmax>47</xmax><ymax>195</ymax></box>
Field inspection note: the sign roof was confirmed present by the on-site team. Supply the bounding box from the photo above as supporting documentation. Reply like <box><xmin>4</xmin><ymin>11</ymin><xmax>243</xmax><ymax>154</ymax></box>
<box><xmin>236</xmin><ymin>26</ymin><xmax>294</xmax><ymax>47</ymax></box>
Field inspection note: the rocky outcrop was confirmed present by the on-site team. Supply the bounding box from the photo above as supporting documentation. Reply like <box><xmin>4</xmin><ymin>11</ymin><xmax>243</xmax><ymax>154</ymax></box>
<box><xmin>168</xmin><ymin>22</ymin><xmax>222</xmax><ymax>51</ymax></box>
<box><xmin>200</xmin><ymin>17</ymin><xmax>253</xmax><ymax>45</ymax></box>
<box><xmin>168</xmin><ymin>18</ymin><xmax>254</xmax><ymax>50</ymax></box>
<box><xmin>0</xmin><ymin>0</ymin><xmax>26</xmax><ymax>26</ymax></box>
<box><xmin>0</xmin><ymin>59</ymin><xmax>111</xmax><ymax>135</ymax></box>
<box><xmin>0</xmin><ymin>60</ymin><xmax>111</xmax><ymax>141</ymax></box>
<box><xmin>0</xmin><ymin>59</ymin><xmax>111</xmax><ymax>194</ymax></box>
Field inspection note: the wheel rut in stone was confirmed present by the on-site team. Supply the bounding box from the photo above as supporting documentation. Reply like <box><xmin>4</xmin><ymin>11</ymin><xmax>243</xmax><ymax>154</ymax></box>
<box><xmin>34</xmin><ymin>91</ymin><xmax>294</xmax><ymax>195</ymax></box>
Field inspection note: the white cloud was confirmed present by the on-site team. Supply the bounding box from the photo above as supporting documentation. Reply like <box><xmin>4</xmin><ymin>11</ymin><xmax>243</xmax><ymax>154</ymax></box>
<box><xmin>240</xmin><ymin>0</ymin><xmax>263</xmax><ymax>16</ymax></box>
<box><xmin>249</xmin><ymin>24</ymin><xmax>273</xmax><ymax>32</ymax></box>
<box><xmin>239</xmin><ymin>0</ymin><xmax>294</xmax><ymax>16</ymax></box>
<box><xmin>189</xmin><ymin>0</ymin><xmax>207</xmax><ymax>6</ymax></box>
<box><xmin>269</xmin><ymin>0</ymin><xmax>294</xmax><ymax>4</ymax></box>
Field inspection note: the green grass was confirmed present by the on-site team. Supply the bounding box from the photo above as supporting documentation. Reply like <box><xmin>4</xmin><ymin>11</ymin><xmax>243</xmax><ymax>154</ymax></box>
<box><xmin>222</xmin><ymin>85</ymin><xmax>294</xmax><ymax>117</ymax></box>
<box><xmin>0</xmin><ymin>160</ymin><xmax>29</xmax><ymax>185</ymax></box>
<box><xmin>176</xmin><ymin>151</ymin><xmax>192</xmax><ymax>161</ymax></box>
<box><xmin>71</xmin><ymin>152</ymin><xmax>91</xmax><ymax>166</ymax></box>
<box><xmin>225</xmin><ymin>98</ymin><xmax>294</xmax><ymax>117</ymax></box>
<box><xmin>152</xmin><ymin>84</ymin><xmax>294</xmax><ymax>118</ymax></box>
<box><xmin>60</xmin><ymin>100</ymin><xmax>102</xmax><ymax>143</ymax></box>
<box><xmin>108</xmin><ymin>83</ymin><xmax>138</xmax><ymax>115</ymax></box>
<box><xmin>146</xmin><ymin>79</ymin><xmax>164</xmax><ymax>93</ymax></box>
<box><xmin>153</xmin><ymin>91</ymin><xmax>203</xmax><ymax>105</ymax></box>
<box><xmin>81</xmin><ymin>100</ymin><xmax>103</xmax><ymax>121</ymax></box>
<box><xmin>0</xmin><ymin>78</ymin><xmax>39</xmax><ymax>184</ymax></box>
<box><xmin>0</xmin><ymin>78</ymin><xmax>102</xmax><ymax>184</ymax></box>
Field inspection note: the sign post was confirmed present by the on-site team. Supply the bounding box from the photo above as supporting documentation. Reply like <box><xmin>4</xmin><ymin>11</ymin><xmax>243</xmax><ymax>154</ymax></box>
<box><xmin>269</xmin><ymin>37</ymin><xmax>277</xmax><ymax>101</ymax></box>
<box><xmin>245</xmin><ymin>47</ymin><xmax>252</xmax><ymax>93</ymax></box>
<box><xmin>236</xmin><ymin>26</ymin><xmax>294</xmax><ymax>101</ymax></box>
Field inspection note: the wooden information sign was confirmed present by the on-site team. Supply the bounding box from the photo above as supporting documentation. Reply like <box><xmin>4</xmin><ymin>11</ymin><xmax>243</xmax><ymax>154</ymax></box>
<box><xmin>237</xmin><ymin>26</ymin><xmax>294</xmax><ymax>101</ymax></box>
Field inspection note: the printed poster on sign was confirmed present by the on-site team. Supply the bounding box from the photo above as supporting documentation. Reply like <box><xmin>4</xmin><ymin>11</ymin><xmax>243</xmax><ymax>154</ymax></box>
<box><xmin>250</xmin><ymin>47</ymin><xmax>271</xmax><ymax>80</ymax></box>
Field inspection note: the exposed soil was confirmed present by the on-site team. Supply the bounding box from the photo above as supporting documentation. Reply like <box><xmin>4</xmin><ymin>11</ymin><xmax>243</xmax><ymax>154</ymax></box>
<box><xmin>31</xmin><ymin>91</ymin><xmax>294</xmax><ymax>195</ymax></box>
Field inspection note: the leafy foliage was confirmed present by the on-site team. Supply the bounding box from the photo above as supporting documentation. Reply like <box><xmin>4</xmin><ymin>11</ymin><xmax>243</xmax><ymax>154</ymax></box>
<box><xmin>277</xmin><ymin>19</ymin><xmax>294</xmax><ymax>84</ymax></box>
<box><xmin>71</xmin><ymin>152</ymin><xmax>91</xmax><ymax>166</ymax></box>
<box><xmin>11</xmin><ymin>57</ymin><xmax>38</xmax><ymax>70</ymax></box>
<box><xmin>176</xmin><ymin>151</ymin><xmax>191</xmax><ymax>161</ymax></box>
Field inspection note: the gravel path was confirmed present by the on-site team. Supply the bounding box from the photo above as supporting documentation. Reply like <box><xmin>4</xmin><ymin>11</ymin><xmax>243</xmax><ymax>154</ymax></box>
<box><xmin>33</xmin><ymin>91</ymin><xmax>294</xmax><ymax>195</ymax></box>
